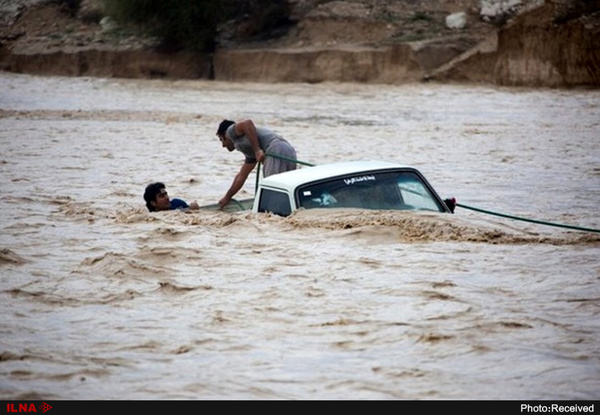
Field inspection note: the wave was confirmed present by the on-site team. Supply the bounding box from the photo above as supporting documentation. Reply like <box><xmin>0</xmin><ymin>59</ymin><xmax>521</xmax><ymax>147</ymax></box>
<box><xmin>277</xmin><ymin>209</ymin><xmax>600</xmax><ymax>245</ymax></box>
<box><xmin>102</xmin><ymin>206</ymin><xmax>600</xmax><ymax>245</ymax></box>
<box><xmin>0</xmin><ymin>248</ymin><xmax>30</xmax><ymax>265</ymax></box>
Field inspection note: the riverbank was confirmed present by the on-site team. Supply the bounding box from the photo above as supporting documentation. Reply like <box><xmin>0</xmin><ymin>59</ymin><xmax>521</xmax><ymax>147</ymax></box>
<box><xmin>1</xmin><ymin>0</ymin><xmax>599</xmax><ymax>87</ymax></box>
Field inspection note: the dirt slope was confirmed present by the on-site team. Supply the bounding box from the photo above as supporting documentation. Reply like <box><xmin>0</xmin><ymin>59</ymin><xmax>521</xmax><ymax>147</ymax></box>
<box><xmin>0</xmin><ymin>0</ymin><xmax>598</xmax><ymax>87</ymax></box>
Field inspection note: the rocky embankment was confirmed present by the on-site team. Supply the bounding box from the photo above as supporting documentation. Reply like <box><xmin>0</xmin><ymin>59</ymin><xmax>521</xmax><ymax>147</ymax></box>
<box><xmin>0</xmin><ymin>0</ymin><xmax>599</xmax><ymax>88</ymax></box>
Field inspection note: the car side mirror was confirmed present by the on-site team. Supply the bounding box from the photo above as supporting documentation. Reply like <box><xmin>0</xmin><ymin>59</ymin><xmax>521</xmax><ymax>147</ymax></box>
<box><xmin>443</xmin><ymin>197</ymin><xmax>456</xmax><ymax>213</ymax></box>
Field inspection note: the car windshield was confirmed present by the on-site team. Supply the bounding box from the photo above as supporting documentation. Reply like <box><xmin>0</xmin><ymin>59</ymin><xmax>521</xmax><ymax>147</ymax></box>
<box><xmin>296</xmin><ymin>170</ymin><xmax>445</xmax><ymax>212</ymax></box>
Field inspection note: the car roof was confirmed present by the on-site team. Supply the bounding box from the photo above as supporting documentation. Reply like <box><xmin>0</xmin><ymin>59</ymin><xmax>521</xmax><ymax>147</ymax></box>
<box><xmin>259</xmin><ymin>160</ymin><xmax>415</xmax><ymax>189</ymax></box>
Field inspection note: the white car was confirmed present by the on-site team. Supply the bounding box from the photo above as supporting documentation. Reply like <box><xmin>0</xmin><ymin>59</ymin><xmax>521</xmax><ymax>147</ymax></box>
<box><xmin>239</xmin><ymin>160</ymin><xmax>455</xmax><ymax>216</ymax></box>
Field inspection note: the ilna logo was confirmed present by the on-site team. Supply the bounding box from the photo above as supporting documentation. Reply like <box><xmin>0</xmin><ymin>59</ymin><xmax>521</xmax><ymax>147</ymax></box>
<box><xmin>6</xmin><ymin>403</ymin><xmax>52</xmax><ymax>413</ymax></box>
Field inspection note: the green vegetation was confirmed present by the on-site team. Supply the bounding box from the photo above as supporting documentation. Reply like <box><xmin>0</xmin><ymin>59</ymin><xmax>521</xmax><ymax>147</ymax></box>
<box><xmin>102</xmin><ymin>0</ymin><xmax>224</xmax><ymax>52</ymax></box>
<box><xmin>410</xmin><ymin>11</ymin><xmax>432</xmax><ymax>22</ymax></box>
<box><xmin>50</xmin><ymin>0</ymin><xmax>83</xmax><ymax>16</ymax></box>
<box><xmin>100</xmin><ymin>0</ymin><xmax>292</xmax><ymax>53</ymax></box>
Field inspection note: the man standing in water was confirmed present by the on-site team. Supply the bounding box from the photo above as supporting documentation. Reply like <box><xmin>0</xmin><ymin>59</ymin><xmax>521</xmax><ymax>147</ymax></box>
<box><xmin>215</xmin><ymin>119</ymin><xmax>297</xmax><ymax>209</ymax></box>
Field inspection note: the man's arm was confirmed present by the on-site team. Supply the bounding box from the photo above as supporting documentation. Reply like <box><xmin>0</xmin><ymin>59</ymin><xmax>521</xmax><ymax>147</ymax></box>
<box><xmin>219</xmin><ymin>162</ymin><xmax>256</xmax><ymax>208</ymax></box>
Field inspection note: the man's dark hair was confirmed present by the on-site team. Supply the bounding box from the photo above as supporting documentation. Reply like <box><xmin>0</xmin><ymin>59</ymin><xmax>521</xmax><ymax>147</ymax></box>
<box><xmin>217</xmin><ymin>119</ymin><xmax>235</xmax><ymax>136</ymax></box>
<box><xmin>144</xmin><ymin>182</ymin><xmax>166</xmax><ymax>212</ymax></box>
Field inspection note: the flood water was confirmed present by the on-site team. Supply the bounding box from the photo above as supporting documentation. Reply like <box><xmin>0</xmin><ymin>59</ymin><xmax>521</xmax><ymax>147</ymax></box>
<box><xmin>0</xmin><ymin>71</ymin><xmax>599</xmax><ymax>400</ymax></box>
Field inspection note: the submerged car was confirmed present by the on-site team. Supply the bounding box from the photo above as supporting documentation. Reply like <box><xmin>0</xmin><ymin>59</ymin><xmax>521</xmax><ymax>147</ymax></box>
<box><xmin>221</xmin><ymin>160</ymin><xmax>455</xmax><ymax>217</ymax></box>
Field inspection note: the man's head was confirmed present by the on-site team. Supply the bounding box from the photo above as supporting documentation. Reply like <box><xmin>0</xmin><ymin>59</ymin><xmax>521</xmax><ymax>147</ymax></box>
<box><xmin>144</xmin><ymin>182</ymin><xmax>171</xmax><ymax>211</ymax></box>
<box><xmin>217</xmin><ymin>119</ymin><xmax>234</xmax><ymax>136</ymax></box>
<box><xmin>216</xmin><ymin>119</ymin><xmax>235</xmax><ymax>151</ymax></box>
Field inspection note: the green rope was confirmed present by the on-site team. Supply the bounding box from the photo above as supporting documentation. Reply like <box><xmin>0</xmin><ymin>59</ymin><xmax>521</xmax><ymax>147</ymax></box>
<box><xmin>265</xmin><ymin>152</ymin><xmax>315</xmax><ymax>167</ymax></box>
<box><xmin>255</xmin><ymin>161</ymin><xmax>261</xmax><ymax>193</ymax></box>
<box><xmin>231</xmin><ymin>198</ymin><xmax>246</xmax><ymax>210</ymax></box>
<box><xmin>255</xmin><ymin>152</ymin><xmax>315</xmax><ymax>192</ymax></box>
<box><xmin>456</xmin><ymin>202</ymin><xmax>600</xmax><ymax>234</ymax></box>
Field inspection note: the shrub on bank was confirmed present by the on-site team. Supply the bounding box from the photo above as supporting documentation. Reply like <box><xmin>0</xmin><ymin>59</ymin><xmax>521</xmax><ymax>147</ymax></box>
<box><xmin>101</xmin><ymin>0</ymin><xmax>292</xmax><ymax>53</ymax></box>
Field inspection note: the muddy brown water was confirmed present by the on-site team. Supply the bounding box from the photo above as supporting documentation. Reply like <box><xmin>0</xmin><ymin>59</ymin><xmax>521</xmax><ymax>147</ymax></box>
<box><xmin>1</xmin><ymin>72</ymin><xmax>599</xmax><ymax>399</ymax></box>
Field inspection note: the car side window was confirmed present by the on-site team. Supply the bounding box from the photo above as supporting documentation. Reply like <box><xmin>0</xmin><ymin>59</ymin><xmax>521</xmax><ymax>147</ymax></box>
<box><xmin>258</xmin><ymin>189</ymin><xmax>292</xmax><ymax>216</ymax></box>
